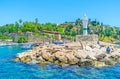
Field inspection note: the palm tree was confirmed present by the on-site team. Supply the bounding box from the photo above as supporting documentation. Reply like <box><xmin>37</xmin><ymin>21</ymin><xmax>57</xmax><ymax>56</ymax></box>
<box><xmin>35</xmin><ymin>18</ymin><xmax>39</xmax><ymax>25</ymax></box>
<box><xmin>35</xmin><ymin>18</ymin><xmax>39</xmax><ymax>32</ymax></box>
<box><xmin>75</xmin><ymin>18</ymin><xmax>82</xmax><ymax>26</ymax></box>
<box><xmin>19</xmin><ymin>19</ymin><xmax>22</xmax><ymax>27</ymax></box>
<box><xmin>15</xmin><ymin>21</ymin><xmax>19</xmax><ymax>32</ymax></box>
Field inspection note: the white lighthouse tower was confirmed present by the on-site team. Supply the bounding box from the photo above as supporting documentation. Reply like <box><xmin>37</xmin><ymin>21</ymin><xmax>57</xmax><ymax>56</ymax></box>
<box><xmin>82</xmin><ymin>14</ymin><xmax>88</xmax><ymax>35</ymax></box>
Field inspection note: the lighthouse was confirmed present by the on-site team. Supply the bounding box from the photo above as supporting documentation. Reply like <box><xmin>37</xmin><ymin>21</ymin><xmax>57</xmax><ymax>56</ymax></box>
<box><xmin>76</xmin><ymin>14</ymin><xmax>98</xmax><ymax>42</ymax></box>
<box><xmin>82</xmin><ymin>14</ymin><xmax>88</xmax><ymax>35</ymax></box>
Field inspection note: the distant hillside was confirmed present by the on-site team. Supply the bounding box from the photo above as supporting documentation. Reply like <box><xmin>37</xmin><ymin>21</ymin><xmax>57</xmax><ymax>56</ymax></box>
<box><xmin>0</xmin><ymin>18</ymin><xmax>120</xmax><ymax>42</ymax></box>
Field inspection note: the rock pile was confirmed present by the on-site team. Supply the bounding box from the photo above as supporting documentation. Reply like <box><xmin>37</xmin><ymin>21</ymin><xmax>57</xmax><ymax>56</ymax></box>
<box><xmin>14</xmin><ymin>42</ymin><xmax>120</xmax><ymax>67</ymax></box>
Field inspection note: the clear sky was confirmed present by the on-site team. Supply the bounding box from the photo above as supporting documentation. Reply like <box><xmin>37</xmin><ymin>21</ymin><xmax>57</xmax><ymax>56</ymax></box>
<box><xmin>0</xmin><ymin>0</ymin><xmax>120</xmax><ymax>26</ymax></box>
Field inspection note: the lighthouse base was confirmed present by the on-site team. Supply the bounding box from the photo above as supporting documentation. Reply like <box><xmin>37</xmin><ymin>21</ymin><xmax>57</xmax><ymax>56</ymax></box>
<box><xmin>76</xmin><ymin>35</ymin><xmax>98</xmax><ymax>42</ymax></box>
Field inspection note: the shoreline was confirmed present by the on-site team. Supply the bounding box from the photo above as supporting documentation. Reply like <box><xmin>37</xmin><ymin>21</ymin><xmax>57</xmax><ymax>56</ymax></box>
<box><xmin>14</xmin><ymin>41</ymin><xmax>120</xmax><ymax>67</ymax></box>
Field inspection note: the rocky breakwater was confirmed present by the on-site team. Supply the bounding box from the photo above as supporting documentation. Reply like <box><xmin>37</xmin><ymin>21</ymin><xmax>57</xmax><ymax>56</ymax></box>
<box><xmin>14</xmin><ymin>42</ymin><xmax>120</xmax><ymax>67</ymax></box>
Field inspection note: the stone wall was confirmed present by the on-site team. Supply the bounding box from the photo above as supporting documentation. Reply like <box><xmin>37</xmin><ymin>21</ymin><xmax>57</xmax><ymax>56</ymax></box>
<box><xmin>28</xmin><ymin>35</ymin><xmax>51</xmax><ymax>43</ymax></box>
<box><xmin>76</xmin><ymin>35</ymin><xmax>98</xmax><ymax>42</ymax></box>
<box><xmin>54</xmin><ymin>34</ymin><xmax>61</xmax><ymax>41</ymax></box>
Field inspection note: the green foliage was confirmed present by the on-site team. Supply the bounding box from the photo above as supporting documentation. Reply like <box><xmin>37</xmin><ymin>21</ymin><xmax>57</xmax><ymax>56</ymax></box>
<box><xmin>43</xmin><ymin>33</ymin><xmax>49</xmax><ymax>37</ymax></box>
<box><xmin>70</xmin><ymin>28</ymin><xmax>78</xmax><ymax>36</ymax></box>
<box><xmin>0</xmin><ymin>35</ymin><xmax>12</xmax><ymax>41</ymax></box>
<box><xmin>33</xmin><ymin>32</ymin><xmax>40</xmax><ymax>36</ymax></box>
<box><xmin>99</xmin><ymin>35</ymin><xmax>115</xmax><ymax>41</ymax></box>
<box><xmin>56</xmin><ymin>26</ymin><xmax>63</xmax><ymax>33</ymax></box>
<box><xmin>0</xmin><ymin>35</ymin><xmax>9</xmax><ymax>40</ymax></box>
<box><xmin>18</xmin><ymin>35</ymin><xmax>27</xmax><ymax>43</ymax></box>
<box><xmin>75</xmin><ymin>18</ymin><xmax>82</xmax><ymax>26</ymax></box>
<box><xmin>65</xmin><ymin>24</ymin><xmax>73</xmax><ymax>32</ymax></box>
<box><xmin>0</xmin><ymin>18</ymin><xmax>119</xmax><ymax>42</ymax></box>
<box><xmin>21</xmin><ymin>21</ymin><xmax>38</xmax><ymax>32</ymax></box>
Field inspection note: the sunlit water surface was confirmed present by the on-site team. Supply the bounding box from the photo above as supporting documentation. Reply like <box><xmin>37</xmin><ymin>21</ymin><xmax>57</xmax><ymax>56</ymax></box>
<box><xmin>0</xmin><ymin>45</ymin><xmax>120</xmax><ymax>79</ymax></box>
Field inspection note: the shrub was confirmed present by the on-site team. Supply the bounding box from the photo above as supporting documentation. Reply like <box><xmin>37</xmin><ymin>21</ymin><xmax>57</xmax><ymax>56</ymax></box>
<box><xmin>18</xmin><ymin>35</ymin><xmax>27</xmax><ymax>43</ymax></box>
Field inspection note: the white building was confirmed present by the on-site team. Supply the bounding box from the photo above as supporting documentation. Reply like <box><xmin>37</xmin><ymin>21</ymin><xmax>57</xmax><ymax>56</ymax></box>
<box><xmin>82</xmin><ymin>14</ymin><xmax>88</xmax><ymax>35</ymax></box>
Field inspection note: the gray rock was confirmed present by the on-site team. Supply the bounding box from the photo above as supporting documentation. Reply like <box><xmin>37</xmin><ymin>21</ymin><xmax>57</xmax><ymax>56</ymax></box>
<box><xmin>105</xmin><ymin>59</ymin><xmax>115</xmax><ymax>65</ymax></box>
<box><xmin>95</xmin><ymin>53</ymin><xmax>106</xmax><ymax>61</ymax></box>
<box><xmin>78</xmin><ymin>59</ymin><xmax>93</xmax><ymax>67</ymax></box>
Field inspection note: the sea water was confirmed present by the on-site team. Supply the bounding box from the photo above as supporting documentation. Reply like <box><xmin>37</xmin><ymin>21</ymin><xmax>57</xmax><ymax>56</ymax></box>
<box><xmin>0</xmin><ymin>45</ymin><xmax>120</xmax><ymax>79</ymax></box>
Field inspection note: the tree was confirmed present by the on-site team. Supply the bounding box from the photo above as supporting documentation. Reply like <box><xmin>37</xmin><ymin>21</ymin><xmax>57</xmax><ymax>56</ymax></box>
<box><xmin>35</xmin><ymin>18</ymin><xmax>39</xmax><ymax>25</ymax></box>
<box><xmin>65</xmin><ymin>24</ymin><xmax>73</xmax><ymax>32</ymax></box>
<box><xmin>71</xmin><ymin>30</ymin><xmax>77</xmax><ymax>36</ymax></box>
<box><xmin>56</xmin><ymin>26</ymin><xmax>64</xmax><ymax>35</ymax></box>
<box><xmin>15</xmin><ymin>21</ymin><xmax>19</xmax><ymax>32</ymax></box>
<box><xmin>75</xmin><ymin>18</ymin><xmax>82</xmax><ymax>26</ymax></box>
<box><xmin>105</xmin><ymin>27</ymin><xmax>113</xmax><ymax>37</ymax></box>
<box><xmin>19</xmin><ymin>19</ymin><xmax>22</xmax><ymax>27</ymax></box>
<box><xmin>0</xmin><ymin>35</ymin><xmax>9</xmax><ymax>41</ymax></box>
<box><xmin>18</xmin><ymin>35</ymin><xmax>27</xmax><ymax>43</ymax></box>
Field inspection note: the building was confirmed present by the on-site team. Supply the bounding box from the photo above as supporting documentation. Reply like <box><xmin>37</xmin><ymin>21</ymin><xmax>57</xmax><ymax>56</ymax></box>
<box><xmin>41</xmin><ymin>30</ymin><xmax>61</xmax><ymax>41</ymax></box>
<box><xmin>76</xmin><ymin>14</ymin><xmax>98</xmax><ymax>42</ymax></box>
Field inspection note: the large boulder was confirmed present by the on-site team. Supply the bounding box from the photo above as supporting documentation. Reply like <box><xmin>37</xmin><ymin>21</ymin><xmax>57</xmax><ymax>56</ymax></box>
<box><xmin>92</xmin><ymin>48</ymin><xmax>102</xmax><ymax>54</ymax></box>
<box><xmin>105</xmin><ymin>59</ymin><xmax>115</xmax><ymax>65</ymax></box>
<box><xmin>39</xmin><ymin>61</ymin><xmax>51</xmax><ymax>66</ymax></box>
<box><xmin>93</xmin><ymin>61</ymin><xmax>106</xmax><ymax>67</ymax></box>
<box><xmin>85</xmin><ymin>55</ymin><xmax>96</xmax><ymax>60</ymax></box>
<box><xmin>54</xmin><ymin>52</ymin><xmax>68</xmax><ymax>64</ymax></box>
<box><xmin>85</xmin><ymin>51</ymin><xmax>97</xmax><ymax>60</ymax></box>
<box><xmin>85</xmin><ymin>46</ymin><xmax>92</xmax><ymax>51</ymax></box>
<box><xmin>13</xmin><ymin>57</ymin><xmax>20</xmax><ymax>62</ymax></box>
<box><xmin>54</xmin><ymin>60</ymin><xmax>59</xmax><ymax>65</ymax></box>
<box><xmin>35</xmin><ymin>56</ymin><xmax>45</xmax><ymax>64</ymax></box>
<box><xmin>78</xmin><ymin>59</ymin><xmax>93</xmax><ymax>67</ymax></box>
<box><xmin>107</xmin><ymin>55</ymin><xmax>120</xmax><ymax>62</ymax></box>
<box><xmin>95</xmin><ymin>45</ymin><xmax>101</xmax><ymax>49</ymax></box>
<box><xmin>74</xmin><ymin>50</ymin><xmax>88</xmax><ymax>59</ymax></box>
<box><xmin>20</xmin><ymin>56</ymin><xmax>32</xmax><ymax>64</ymax></box>
<box><xmin>41</xmin><ymin>51</ymin><xmax>54</xmax><ymax>62</ymax></box>
<box><xmin>50</xmin><ymin>49</ymin><xmax>61</xmax><ymax>54</ymax></box>
<box><xmin>95</xmin><ymin>53</ymin><xmax>107</xmax><ymax>61</ymax></box>
<box><xmin>16</xmin><ymin>53</ymin><xmax>27</xmax><ymax>58</ymax></box>
<box><xmin>65</xmin><ymin>54</ymin><xmax>79</xmax><ymax>65</ymax></box>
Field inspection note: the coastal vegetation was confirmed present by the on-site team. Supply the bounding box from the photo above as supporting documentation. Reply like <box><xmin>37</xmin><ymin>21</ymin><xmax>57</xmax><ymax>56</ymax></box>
<box><xmin>0</xmin><ymin>18</ymin><xmax>120</xmax><ymax>42</ymax></box>
<box><xmin>18</xmin><ymin>35</ymin><xmax>27</xmax><ymax>43</ymax></box>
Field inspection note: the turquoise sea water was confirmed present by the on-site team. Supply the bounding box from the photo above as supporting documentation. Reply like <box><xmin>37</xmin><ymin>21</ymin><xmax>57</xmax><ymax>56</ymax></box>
<box><xmin>0</xmin><ymin>45</ymin><xmax>120</xmax><ymax>79</ymax></box>
<box><xmin>116</xmin><ymin>43</ymin><xmax>120</xmax><ymax>47</ymax></box>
